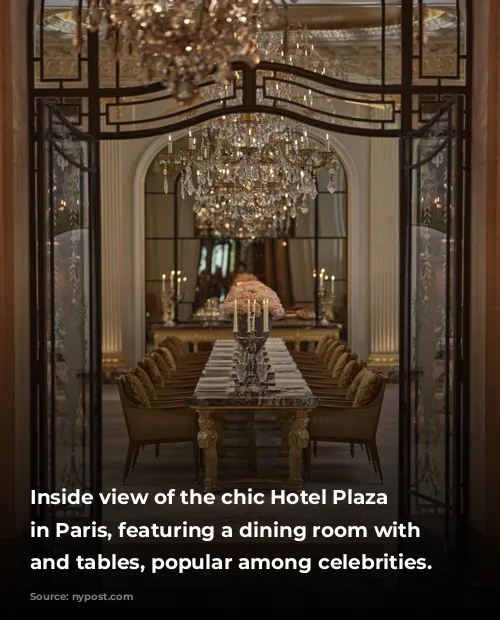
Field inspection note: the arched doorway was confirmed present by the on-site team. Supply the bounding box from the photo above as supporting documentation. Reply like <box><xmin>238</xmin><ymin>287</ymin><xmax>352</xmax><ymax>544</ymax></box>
<box><xmin>29</xmin><ymin>0</ymin><xmax>472</xmax><ymax>567</ymax></box>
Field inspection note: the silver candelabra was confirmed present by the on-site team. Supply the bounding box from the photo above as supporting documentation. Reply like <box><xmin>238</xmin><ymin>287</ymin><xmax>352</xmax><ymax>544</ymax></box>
<box><xmin>161</xmin><ymin>289</ymin><xmax>176</xmax><ymax>326</ymax></box>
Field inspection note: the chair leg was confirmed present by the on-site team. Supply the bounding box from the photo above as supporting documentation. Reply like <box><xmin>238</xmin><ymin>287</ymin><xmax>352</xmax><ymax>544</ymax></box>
<box><xmin>369</xmin><ymin>440</ymin><xmax>383</xmax><ymax>482</ymax></box>
<box><xmin>364</xmin><ymin>443</ymin><xmax>372</xmax><ymax>464</ymax></box>
<box><xmin>122</xmin><ymin>441</ymin><xmax>136</xmax><ymax>484</ymax></box>
<box><xmin>131</xmin><ymin>446</ymin><xmax>141</xmax><ymax>471</ymax></box>
<box><xmin>313</xmin><ymin>441</ymin><xmax>318</xmax><ymax>458</ymax></box>
<box><xmin>155</xmin><ymin>443</ymin><xmax>160</xmax><ymax>458</ymax></box>
<box><xmin>350</xmin><ymin>443</ymin><xmax>355</xmax><ymax>458</ymax></box>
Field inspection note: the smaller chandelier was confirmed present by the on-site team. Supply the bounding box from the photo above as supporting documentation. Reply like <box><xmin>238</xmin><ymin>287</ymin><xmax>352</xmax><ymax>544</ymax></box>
<box><xmin>75</xmin><ymin>1</ymin><xmax>281</xmax><ymax>103</ymax></box>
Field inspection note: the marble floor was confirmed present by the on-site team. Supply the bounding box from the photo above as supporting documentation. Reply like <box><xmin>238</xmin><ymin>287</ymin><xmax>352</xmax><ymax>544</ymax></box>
<box><xmin>102</xmin><ymin>383</ymin><xmax>399</xmax><ymax>545</ymax></box>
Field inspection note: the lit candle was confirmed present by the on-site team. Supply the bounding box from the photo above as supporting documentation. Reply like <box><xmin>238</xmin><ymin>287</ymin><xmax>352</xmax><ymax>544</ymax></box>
<box><xmin>189</xmin><ymin>131</ymin><xmax>193</xmax><ymax>149</ymax></box>
<box><xmin>319</xmin><ymin>269</ymin><xmax>325</xmax><ymax>291</ymax></box>
<box><xmin>161</xmin><ymin>273</ymin><xmax>166</xmax><ymax>293</ymax></box>
<box><xmin>170</xmin><ymin>270</ymin><xmax>175</xmax><ymax>290</ymax></box>
<box><xmin>233</xmin><ymin>299</ymin><xmax>238</xmax><ymax>332</ymax></box>
<box><xmin>168</xmin><ymin>134</ymin><xmax>172</xmax><ymax>154</ymax></box>
<box><xmin>326</xmin><ymin>133</ymin><xmax>330</xmax><ymax>151</ymax></box>
<box><xmin>331</xmin><ymin>275</ymin><xmax>335</xmax><ymax>296</ymax></box>
<box><xmin>247</xmin><ymin>299</ymin><xmax>251</xmax><ymax>333</ymax></box>
<box><xmin>177</xmin><ymin>277</ymin><xmax>181</xmax><ymax>299</ymax></box>
<box><xmin>252</xmin><ymin>300</ymin><xmax>256</xmax><ymax>332</ymax></box>
<box><xmin>263</xmin><ymin>299</ymin><xmax>269</xmax><ymax>332</ymax></box>
<box><xmin>304</xmin><ymin>130</ymin><xmax>309</xmax><ymax>149</ymax></box>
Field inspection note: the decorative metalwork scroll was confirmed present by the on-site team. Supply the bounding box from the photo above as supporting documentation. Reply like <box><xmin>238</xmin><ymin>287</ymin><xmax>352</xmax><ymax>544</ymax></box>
<box><xmin>29</xmin><ymin>0</ymin><xmax>471</xmax><ymax>137</ymax></box>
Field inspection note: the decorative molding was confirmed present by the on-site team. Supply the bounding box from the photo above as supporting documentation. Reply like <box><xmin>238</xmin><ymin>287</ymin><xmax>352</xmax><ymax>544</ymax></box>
<box><xmin>35</xmin><ymin>40</ymin><xmax>465</xmax><ymax>85</ymax></box>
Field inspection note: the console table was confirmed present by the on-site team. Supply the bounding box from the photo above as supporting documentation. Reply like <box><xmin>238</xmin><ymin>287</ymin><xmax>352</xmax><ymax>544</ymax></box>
<box><xmin>153</xmin><ymin>319</ymin><xmax>340</xmax><ymax>352</ymax></box>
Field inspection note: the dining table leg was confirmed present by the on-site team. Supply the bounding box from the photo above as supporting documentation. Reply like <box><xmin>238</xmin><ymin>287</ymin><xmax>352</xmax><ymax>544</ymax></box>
<box><xmin>288</xmin><ymin>408</ymin><xmax>311</xmax><ymax>490</ymax></box>
<box><xmin>197</xmin><ymin>409</ymin><xmax>219</xmax><ymax>493</ymax></box>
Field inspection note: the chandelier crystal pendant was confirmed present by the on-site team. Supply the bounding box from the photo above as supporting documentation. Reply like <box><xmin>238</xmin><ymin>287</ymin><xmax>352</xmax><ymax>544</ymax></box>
<box><xmin>158</xmin><ymin>114</ymin><xmax>341</xmax><ymax>239</ymax></box>
<box><xmin>75</xmin><ymin>1</ymin><xmax>281</xmax><ymax>103</ymax></box>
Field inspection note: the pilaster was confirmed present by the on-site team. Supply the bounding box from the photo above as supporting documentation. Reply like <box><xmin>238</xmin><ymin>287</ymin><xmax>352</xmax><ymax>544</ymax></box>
<box><xmin>100</xmin><ymin>139</ymin><xmax>125</xmax><ymax>373</ymax></box>
<box><xmin>367</xmin><ymin>126</ymin><xmax>399</xmax><ymax>375</ymax></box>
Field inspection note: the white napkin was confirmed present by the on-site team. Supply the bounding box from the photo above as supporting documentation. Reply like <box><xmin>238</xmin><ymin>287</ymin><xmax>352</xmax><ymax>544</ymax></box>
<box><xmin>203</xmin><ymin>367</ymin><xmax>231</xmax><ymax>377</ymax></box>
<box><xmin>198</xmin><ymin>376</ymin><xmax>230</xmax><ymax>384</ymax></box>
<box><xmin>274</xmin><ymin>378</ymin><xmax>307</xmax><ymax>388</ymax></box>
<box><xmin>272</xmin><ymin>364</ymin><xmax>298</xmax><ymax>372</ymax></box>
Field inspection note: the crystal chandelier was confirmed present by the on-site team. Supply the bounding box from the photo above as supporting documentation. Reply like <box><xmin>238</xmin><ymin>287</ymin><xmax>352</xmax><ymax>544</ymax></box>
<box><xmin>74</xmin><ymin>1</ymin><xmax>282</xmax><ymax>103</ymax></box>
<box><xmin>158</xmin><ymin>114</ymin><xmax>340</xmax><ymax>238</ymax></box>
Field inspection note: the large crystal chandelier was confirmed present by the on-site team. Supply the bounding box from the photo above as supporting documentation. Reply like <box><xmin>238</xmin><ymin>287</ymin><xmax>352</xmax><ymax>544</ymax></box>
<box><xmin>158</xmin><ymin>114</ymin><xmax>340</xmax><ymax>238</ymax></box>
<box><xmin>75</xmin><ymin>1</ymin><xmax>282</xmax><ymax>102</ymax></box>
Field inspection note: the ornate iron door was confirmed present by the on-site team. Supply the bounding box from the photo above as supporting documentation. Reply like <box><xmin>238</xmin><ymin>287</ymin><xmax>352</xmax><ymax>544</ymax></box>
<box><xmin>34</xmin><ymin>100</ymin><xmax>102</xmax><ymax>526</ymax></box>
<box><xmin>399</xmin><ymin>97</ymin><xmax>466</xmax><ymax>569</ymax></box>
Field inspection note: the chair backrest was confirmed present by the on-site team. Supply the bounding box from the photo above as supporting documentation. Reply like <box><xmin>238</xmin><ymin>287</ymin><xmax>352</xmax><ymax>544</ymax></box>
<box><xmin>154</xmin><ymin>346</ymin><xmax>176</xmax><ymax>371</ymax></box>
<box><xmin>150</xmin><ymin>351</ymin><xmax>171</xmax><ymax>381</ymax></box>
<box><xmin>338</xmin><ymin>360</ymin><xmax>361</xmax><ymax>387</ymax></box>
<box><xmin>133</xmin><ymin>365</ymin><xmax>157</xmax><ymax>400</ymax></box>
<box><xmin>139</xmin><ymin>356</ymin><xmax>165</xmax><ymax>388</ymax></box>
<box><xmin>117</xmin><ymin>376</ymin><xmax>150</xmax><ymax>441</ymax></box>
<box><xmin>332</xmin><ymin>351</ymin><xmax>356</xmax><ymax>380</ymax></box>
<box><xmin>320</xmin><ymin>338</ymin><xmax>337</xmax><ymax>362</ymax></box>
<box><xmin>170</xmin><ymin>336</ymin><xmax>189</xmax><ymax>356</ymax></box>
<box><xmin>162</xmin><ymin>338</ymin><xmax>183</xmax><ymax>362</ymax></box>
<box><xmin>316</xmin><ymin>334</ymin><xmax>334</xmax><ymax>355</ymax></box>
<box><xmin>327</xmin><ymin>344</ymin><xmax>348</xmax><ymax>371</ymax></box>
<box><xmin>346</xmin><ymin>366</ymin><xmax>369</xmax><ymax>400</ymax></box>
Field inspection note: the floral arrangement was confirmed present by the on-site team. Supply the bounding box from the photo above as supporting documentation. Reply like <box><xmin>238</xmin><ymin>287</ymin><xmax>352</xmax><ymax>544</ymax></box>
<box><xmin>234</xmin><ymin>273</ymin><xmax>258</xmax><ymax>285</ymax></box>
<box><xmin>222</xmin><ymin>281</ymin><xmax>285</xmax><ymax>318</ymax></box>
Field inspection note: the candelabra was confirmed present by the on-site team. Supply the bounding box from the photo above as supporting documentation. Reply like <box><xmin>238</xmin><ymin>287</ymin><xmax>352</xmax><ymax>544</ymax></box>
<box><xmin>233</xmin><ymin>308</ymin><xmax>270</xmax><ymax>390</ymax></box>
<box><xmin>318</xmin><ymin>287</ymin><xmax>331</xmax><ymax>326</ymax></box>
<box><xmin>161</xmin><ymin>289</ymin><xmax>176</xmax><ymax>327</ymax></box>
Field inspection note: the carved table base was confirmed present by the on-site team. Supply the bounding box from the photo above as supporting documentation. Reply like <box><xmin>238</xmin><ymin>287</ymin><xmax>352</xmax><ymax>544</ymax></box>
<box><xmin>195</xmin><ymin>407</ymin><xmax>311</xmax><ymax>492</ymax></box>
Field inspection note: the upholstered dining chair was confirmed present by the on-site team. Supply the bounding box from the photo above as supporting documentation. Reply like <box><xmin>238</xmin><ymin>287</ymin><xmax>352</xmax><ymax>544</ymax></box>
<box><xmin>291</xmin><ymin>334</ymin><xmax>335</xmax><ymax>360</ymax></box>
<box><xmin>169</xmin><ymin>336</ymin><xmax>211</xmax><ymax>362</ymax></box>
<box><xmin>153</xmin><ymin>346</ymin><xmax>202</xmax><ymax>380</ymax></box>
<box><xmin>301</xmin><ymin>351</ymin><xmax>358</xmax><ymax>383</ymax></box>
<box><xmin>132</xmin><ymin>365</ymin><xmax>190</xmax><ymax>406</ymax></box>
<box><xmin>118</xmin><ymin>373</ymin><xmax>200</xmax><ymax>484</ymax></box>
<box><xmin>139</xmin><ymin>356</ymin><xmax>197</xmax><ymax>396</ymax></box>
<box><xmin>294</xmin><ymin>340</ymin><xmax>343</xmax><ymax>373</ymax></box>
<box><xmin>149</xmin><ymin>351</ymin><xmax>199</xmax><ymax>388</ymax></box>
<box><xmin>305</xmin><ymin>370</ymin><xmax>386</xmax><ymax>482</ymax></box>
<box><xmin>161</xmin><ymin>338</ymin><xmax>209</xmax><ymax>370</ymax></box>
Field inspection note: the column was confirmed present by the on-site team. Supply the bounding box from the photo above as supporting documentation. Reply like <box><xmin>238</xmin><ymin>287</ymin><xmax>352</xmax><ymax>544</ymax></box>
<box><xmin>367</xmin><ymin>121</ymin><xmax>399</xmax><ymax>374</ymax></box>
<box><xmin>100</xmin><ymin>139</ymin><xmax>124</xmax><ymax>370</ymax></box>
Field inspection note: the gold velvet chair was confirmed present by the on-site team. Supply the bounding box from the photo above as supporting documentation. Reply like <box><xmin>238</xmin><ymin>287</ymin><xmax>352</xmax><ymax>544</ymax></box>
<box><xmin>118</xmin><ymin>373</ymin><xmax>200</xmax><ymax>484</ymax></box>
<box><xmin>305</xmin><ymin>370</ymin><xmax>386</xmax><ymax>482</ymax></box>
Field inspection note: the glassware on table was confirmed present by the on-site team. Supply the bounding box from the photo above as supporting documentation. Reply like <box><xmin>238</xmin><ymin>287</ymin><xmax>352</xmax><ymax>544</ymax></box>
<box><xmin>257</xmin><ymin>362</ymin><xmax>270</xmax><ymax>385</ymax></box>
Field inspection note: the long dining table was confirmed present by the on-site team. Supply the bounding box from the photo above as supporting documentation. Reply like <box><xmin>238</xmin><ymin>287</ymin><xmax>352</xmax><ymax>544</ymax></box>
<box><xmin>186</xmin><ymin>337</ymin><xmax>320</xmax><ymax>492</ymax></box>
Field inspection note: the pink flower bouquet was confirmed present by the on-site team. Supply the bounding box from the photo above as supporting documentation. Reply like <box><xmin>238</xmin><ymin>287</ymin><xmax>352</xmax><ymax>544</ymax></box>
<box><xmin>222</xmin><ymin>282</ymin><xmax>285</xmax><ymax>318</ymax></box>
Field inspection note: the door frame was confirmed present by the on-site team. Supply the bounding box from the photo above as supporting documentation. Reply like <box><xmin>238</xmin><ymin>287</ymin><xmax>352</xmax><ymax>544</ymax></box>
<box><xmin>398</xmin><ymin>96</ymin><xmax>468</xmax><ymax>569</ymax></box>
